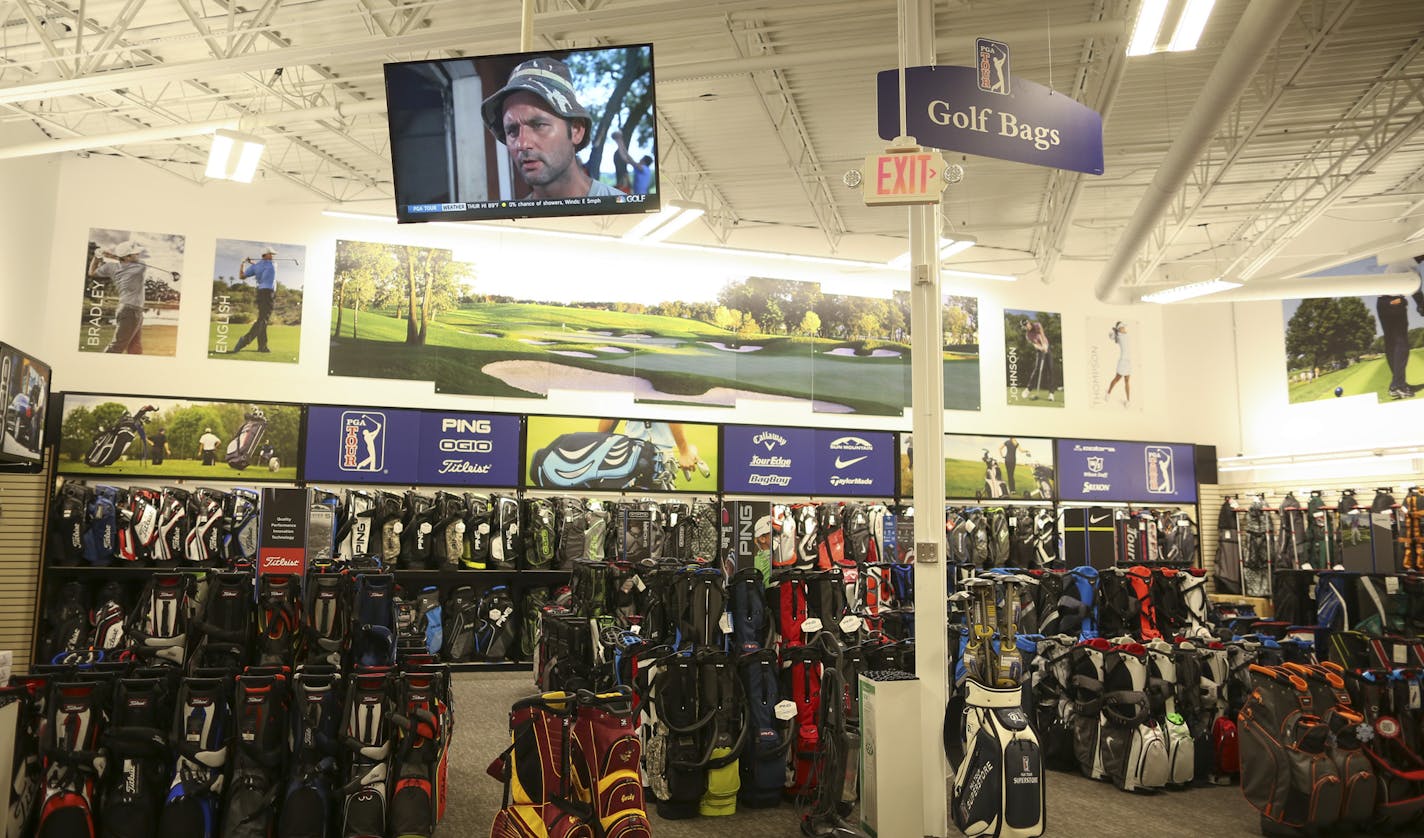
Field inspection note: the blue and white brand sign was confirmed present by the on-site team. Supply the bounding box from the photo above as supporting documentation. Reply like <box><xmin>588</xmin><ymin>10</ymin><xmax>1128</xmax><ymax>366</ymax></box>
<box><xmin>976</xmin><ymin>38</ymin><xmax>1010</xmax><ymax>95</ymax></box>
<box><xmin>305</xmin><ymin>406</ymin><xmax>421</xmax><ymax>484</ymax></box>
<box><xmin>1055</xmin><ymin>439</ymin><xmax>1196</xmax><ymax>503</ymax></box>
<box><xmin>722</xmin><ymin>426</ymin><xmax>815</xmax><ymax>494</ymax></box>
<box><xmin>877</xmin><ymin>65</ymin><xmax>1104</xmax><ymax>175</ymax></box>
<box><xmin>813</xmin><ymin>430</ymin><xmax>895</xmax><ymax>496</ymax></box>
<box><xmin>415</xmin><ymin>412</ymin><xmax>520</xmax><ymax>487</ymax></box>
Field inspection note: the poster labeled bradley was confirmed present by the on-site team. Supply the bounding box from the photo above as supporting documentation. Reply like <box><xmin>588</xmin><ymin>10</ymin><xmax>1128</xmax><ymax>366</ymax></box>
<box><xmin>384</xmin><ymin>43</ymin><xmax>659</xmax><ymax>223</ymax></box>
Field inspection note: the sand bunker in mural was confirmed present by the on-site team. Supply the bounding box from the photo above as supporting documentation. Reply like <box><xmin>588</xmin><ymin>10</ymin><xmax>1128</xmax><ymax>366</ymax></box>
<box><xmin>550</xmin><ymin>350</ymin><xmax>597</xmax><ymax>358</ymax></box>
<box><xmin>824</xmin><ymin>347</ymin><xmax>902</xmax><ymax>358</ymax></box>
<box><xmin>703</xmin><ymin>342</ymin><xmax>764</xmax><ymax>353</ymax></box>
<box><xmin>482</xmin><ymin>360</ymin><xmax>853</xmax><ymax>412</ymax></box>
<box><xmin>518</xmin><ymin>338</ymin><xmax>556</xmax><ymax>345</ymax></box>
<box><xmin>592</xmin><ymin>346</ymin><xmax>630</xmax><ymax>354</ymax></box>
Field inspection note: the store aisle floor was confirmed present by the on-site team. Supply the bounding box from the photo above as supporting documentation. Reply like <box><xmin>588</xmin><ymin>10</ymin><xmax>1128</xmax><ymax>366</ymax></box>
<box><xmin>447</xmin><ymin>673</ymin><xmax>1262</xmax><ymax>838</ymax></box>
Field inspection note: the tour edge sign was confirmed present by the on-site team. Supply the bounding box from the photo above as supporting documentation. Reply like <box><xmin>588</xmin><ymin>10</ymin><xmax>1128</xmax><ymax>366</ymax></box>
<box><xmin>876</xmin><ymin>64</ymin><xmax>1105</xmax><ymax>176</ymax></box>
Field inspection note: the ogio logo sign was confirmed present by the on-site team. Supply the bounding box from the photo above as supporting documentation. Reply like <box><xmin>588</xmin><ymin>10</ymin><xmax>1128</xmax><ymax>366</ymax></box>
<box><xmin>340</xmin><ymin>411</ymin><xmax>386</xmax><ymax>473</ymax></box>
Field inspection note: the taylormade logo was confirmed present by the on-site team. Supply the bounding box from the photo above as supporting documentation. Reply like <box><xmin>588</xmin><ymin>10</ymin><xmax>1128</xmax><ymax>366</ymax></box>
<box><xmin>829</xmin><ymin>476</ymin><xmax>874</xmax><ymax>487</ymax></box>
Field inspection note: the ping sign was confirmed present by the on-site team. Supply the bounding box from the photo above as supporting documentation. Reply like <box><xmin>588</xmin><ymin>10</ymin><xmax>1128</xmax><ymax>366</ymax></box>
<box><xmin>862</xmin><ymin>144</ymin><xmax>949</xmax><ymax>206</ymax></box>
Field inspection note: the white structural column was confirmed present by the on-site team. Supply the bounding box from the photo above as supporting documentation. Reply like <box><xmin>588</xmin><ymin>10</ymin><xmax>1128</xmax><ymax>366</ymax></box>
<box><xmin>900</xmin><ymin>0</ymin><xmax>949</xmax><ymax>835</ymax></box>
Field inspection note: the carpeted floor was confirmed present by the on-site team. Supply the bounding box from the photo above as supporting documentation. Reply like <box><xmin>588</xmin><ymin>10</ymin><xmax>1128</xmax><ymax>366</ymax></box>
<box><xmin>447</xmin><ymin>672</ymin><xmax>1263</xmax><ymax>837</ymax></box>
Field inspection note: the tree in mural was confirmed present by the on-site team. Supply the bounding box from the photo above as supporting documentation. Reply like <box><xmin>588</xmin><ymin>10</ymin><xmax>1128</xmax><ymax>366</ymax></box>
<box><xmin>333</xmin><ymin>240</ymin><xmax>396</xmax><ymax>340</ymax></box>
<box><xmin>566</xmin><ymin>46</ymin><xmax>654</xmax><ymax>188</ymax></box>
<box><xmin>1285</xmin><ymin>297</ymin><xmax>1377</xmax><ymax>372</ymax></box>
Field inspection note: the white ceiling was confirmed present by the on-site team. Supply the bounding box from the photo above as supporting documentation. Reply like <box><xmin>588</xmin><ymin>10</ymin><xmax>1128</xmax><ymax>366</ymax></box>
<box><xmin>1</xmin><ymin>0</ymin><xmax>1422</xmax><ymax>294</ymax></box>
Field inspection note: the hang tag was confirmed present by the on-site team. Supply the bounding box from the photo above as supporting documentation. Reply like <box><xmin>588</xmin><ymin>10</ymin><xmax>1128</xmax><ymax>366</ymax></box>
<box><xmin>1410</xmin><ymin>682</ymin><xmax>1421</xmax><ymax>711</ymax></box>
<box><xmin>774</xmin><ymin>700</ymin><xmax>797</xmax><ymax>721</ymax></box>
<box><xmin>419</xmin><ymin>522</ymin><xmax>432</xmax><ymax>534</ymax></box>
<box><xmin>633</xmin><ymin>575</ymin><xmax>647</xmax><ymax>592</ymax></box>
<box><xmin>801</xmin><ymin>617</ymin><xmax>823</xmax><ymax>634</ymax></box>
<box><xmin>719</xmin><ymin>612</ymin><xmax>733</xmax><ymax>634</ymax></box>
<box><xmin>391</xmin><ymin>521</ymin><xmax>404</xmax><ymax>534</ymax></box>
<box><xmin>962</xmin><ymin>520</ymin><xmax>976</xmax><ymax>533</ymax></box>
<box><xmin>490</xmin><ymin>608</ymin><xmax>504</xmax><ymax>622</ymax></box>
<box><xmin>1387</xmin><ymin>576</ymin><xmax>1400</xmax><ymax>594</ymax></box>
<box><xmin>629</xmin><ymin>624</ymin><xmax>641</xmax><ymax>635</ymax></box>
<box><xmin>1308</xmin><ymin>585</ymin><xmax>1317</xmax><ymax>600</ymax></box>
<box><xmin>840</xmin><ymin>615</ymin><xmax>863</xmax><ymax>633</ymax></box>
<box><xmin>477</xmin><ymin>523</ymin><xmax>490</xmax><ymax>534</ymax></box>
<box><xmin>455</xmin><ymin>521</ymin><xmax>466</xmax><ymax>534</ymax></box>
<box><xmin>1395</xmin><ymin>645</ymin><xmax>1408</xmax><ymax>665</ymax></box>
<box><xmin>669</xmin><ymin>512</ymin><xmax>679</xmax><ymax>527</ymax></box>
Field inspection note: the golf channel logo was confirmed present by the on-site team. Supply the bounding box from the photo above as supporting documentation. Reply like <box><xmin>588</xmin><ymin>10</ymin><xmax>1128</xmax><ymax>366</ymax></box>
<box><xmin>340</xmin><ymin>411</ymin><xmax>386</xmax><ymax>473</ymax></box>
<box><xmin>827</xmin><ymin>435</ymin><xmax>875</xmax><ymax>488</ymax></box>
<box><xmin>748</xmin><ymin>430</ymin><xmax>791</xmax><ymax>486</ymax></box>
<box><xmin>976</xmin><ymin>37</ymin><xmax>1010</xmax><ymax>95</ymax></box>
<box><xmin>1145</xmin><ymin>445</ymin><xmax>1175</xmax><ymax>495</ymax></box>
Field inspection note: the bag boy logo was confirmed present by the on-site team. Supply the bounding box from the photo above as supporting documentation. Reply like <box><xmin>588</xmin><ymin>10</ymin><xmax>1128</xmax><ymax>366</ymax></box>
<box><xmin>339</xmin><ymin>411</ymin><xmax>385</xmax><ymax>473</ymax></box>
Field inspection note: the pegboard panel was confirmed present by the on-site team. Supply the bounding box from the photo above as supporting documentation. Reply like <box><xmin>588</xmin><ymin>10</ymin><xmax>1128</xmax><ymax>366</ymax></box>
<box><xmin>0</xmin><ymin>460</ymin><xmax>47</xmax><ymax>674</ymax></box>
<box><xmin>1199</xmin><ymin>473</ymin><xmax>1422</xmax><ymax>593</ymax></box>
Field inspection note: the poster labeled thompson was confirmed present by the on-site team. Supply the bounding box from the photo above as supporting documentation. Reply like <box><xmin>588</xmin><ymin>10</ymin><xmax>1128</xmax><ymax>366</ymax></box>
<box><xmin>525</xmin><ymin>415</ymin><xmax>718</xmax><ymax>493</ymax></box>
<box><xmin>1086</xmin><ymin>317</ymin><xmax>1140</xmax><ymax>410</ymax></box>
<box><xmin>1004</xmin><ymin>309</ymin><xmax>1064</xmax><ymax>406</ymax></box>
<box><xmin>209</xmin><ymin>238</ymin><xmax>306</xmax><ymax>363</ymax></box>
<box><xmin>900</xmin><ymin>432</ymin><xmax>1055</xmax><ymax>500</ymax></box>
<box><xmin>79</xmin><ymin>227</ymin><xmax>185</xmax><ymax>356</ymax></box>
<box><xmin>58</xmin><ymin>393</ymin><xmax>300</xmax><ymax>480</ymax></box>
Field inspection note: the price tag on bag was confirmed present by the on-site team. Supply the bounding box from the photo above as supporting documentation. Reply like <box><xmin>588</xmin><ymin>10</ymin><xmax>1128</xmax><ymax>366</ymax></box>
<box><xmin>719</xmin><ymin>612</ymin><xmax>733</xmax><ymax>634</ymax></box>
<box><xmin>801</xmin><ymin>617</ymin><xmax>823</xmax><ymax>634</ymax></box>
<box><xmin>477</xmin><ymin>523</ymin><xmax>490</xmax><ymax>534</ymax></box>
<box><xmin>840</xmin><ymin>615</ymin><xmax>863</xmax><ymax>633</ymax></box>
<box><xmin>1386</xmin><ymin>576</ymin><xmax>1400</xmax><ymax>594</ymax></box>
<box><xmin>774</xmin><ymin>700</ymin><xmax>797</xmax><ymax>721</ymax></box>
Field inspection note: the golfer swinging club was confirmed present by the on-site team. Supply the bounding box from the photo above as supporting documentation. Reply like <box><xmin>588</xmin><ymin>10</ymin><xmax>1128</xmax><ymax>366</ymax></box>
<box><xmin>88</xmin><ymin>240</ymin><xmax>149</xmax><ymax>354</ymax></box>
<box><xmin>229</xmin><ymin>246</ymin><xmax>278</xmax><ymax>353</ymax></box>
<box><xmin>481</xmin><ymin>57</ymin><xmax>620</xmax><ymax>200</ymax></box>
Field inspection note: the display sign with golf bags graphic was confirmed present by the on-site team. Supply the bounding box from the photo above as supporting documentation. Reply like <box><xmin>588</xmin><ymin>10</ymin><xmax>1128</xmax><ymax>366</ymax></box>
<box><xmin>0</xmin><ymin>341</ymin><xmax>51</xmax><ymax>465</ymax></box>
<box><xmin>57</xmin><ymin>393</ymin><xmax>301</xmax><ymax>480</ymax></box>
<box><xmin>525</xmin><ymin>415</ymin><xmax>719</xmax><ymax>493</ymax></box>
<box><xmin>1055</xmin><ymin>439</ymin><xmax>1197</xmax><ymax>504</ymax></box>
<box><xmin>901</xmin><ymin>432</ymin><xmax>1056</xmax><ymax>500</ymax></box>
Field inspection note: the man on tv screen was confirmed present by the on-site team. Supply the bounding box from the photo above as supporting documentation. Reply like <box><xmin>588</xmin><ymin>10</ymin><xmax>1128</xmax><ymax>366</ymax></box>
<box><xmin>480</xmin><ymin>58</ymin><xmax>620</xmax><ymax>201</ymax></box>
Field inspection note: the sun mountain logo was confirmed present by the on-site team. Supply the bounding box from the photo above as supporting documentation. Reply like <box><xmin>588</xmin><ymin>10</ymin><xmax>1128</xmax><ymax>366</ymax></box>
<box><xmin>829</xmin><ymin>435</ymin><xmax>874</xmax><ymax>469</ymax></box>
<box><xmin>340</xmin><ymin>411</ymin><xmax>386</xmax><ymax>473</ymax></box>
<box><xmin>753</xmin><ymin>431</ymin><xmax>788</xmax><ymax>451</ymax></box>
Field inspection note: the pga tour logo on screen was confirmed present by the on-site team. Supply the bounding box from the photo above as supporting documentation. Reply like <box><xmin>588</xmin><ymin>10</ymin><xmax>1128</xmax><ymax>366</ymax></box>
<box><xmin>340</xmin><ymin>411</ymin><xmax>386</xmax><ymax>473</ymax></box>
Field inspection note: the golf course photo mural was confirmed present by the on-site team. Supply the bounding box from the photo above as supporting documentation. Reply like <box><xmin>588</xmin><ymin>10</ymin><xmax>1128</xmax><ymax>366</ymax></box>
<box><xmin>209</xmin><ymin>238</ymin><xmax>306</xmax><ymax>363</ymax></box>
<box><xmin>327</xmin><ymin>242</ymin><xmax>983</xmax><ymax>417</ymax></box>
<box><xmin>1283</xmin><ymin>280</ymin><xmax>1424</xmax><ymax>404</ymax></box>
<box><xmin>900</xmin><ymin>432</ymin><xmax>1056</xmax><ymax>500</ymax></box>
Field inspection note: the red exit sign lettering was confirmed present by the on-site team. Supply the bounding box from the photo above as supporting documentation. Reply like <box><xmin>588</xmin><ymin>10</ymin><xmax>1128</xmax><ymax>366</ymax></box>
<box><xmin>862</xmin><ymin>147</ymin><xmax>948</xmax><ymax>206</ymax></box>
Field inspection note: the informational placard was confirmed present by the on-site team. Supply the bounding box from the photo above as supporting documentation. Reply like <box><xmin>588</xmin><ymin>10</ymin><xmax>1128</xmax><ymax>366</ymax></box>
<box><xmin>414</xmin><ymin>412</ymin><xmax>521</xmax><ymax>486</ymax></box>
<box><xmin>1055</xmin><ymin>439</ymin><xmax>1197</xmax><ymax>503</ymax></box>
<box><xmin>258</xmin><ymin>487</ymin><xmax>307</xmax><ymax>575</ymax></box>
<box><xmin>304</xmin><ymin>406</ymin><xmax>422</xmax><ymax>484</ymax></box>
<box><xmin>722</xmin><ymin>426</ymin><xmax>816</xmax><ymax>494</ymax></box>
<box><xmin>813</xmin><ymin>430</ymin><xmax>896</xmax><ymax>496</ymax></box>
<box><xmin>876</xmin><ymin>65</ymin><xmax>1104</xmax><ymax>175</ymax></box>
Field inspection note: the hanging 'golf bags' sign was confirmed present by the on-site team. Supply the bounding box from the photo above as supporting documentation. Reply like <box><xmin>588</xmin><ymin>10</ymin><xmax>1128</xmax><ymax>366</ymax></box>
<box><xmin>303</xmin><ymin>405</ymin><xmax>422</xmax><ymax>484</ymax></box>
<box><xmin>876</xmin><ymin>64</ymin><xmax>1105</xmax><ymax>175</ymax></box>
<box><xmin>1055</xmin><ymin>439</ymin><xmax>1197</xmax><ymax>503</ymax></box>
<box><xmin>722</xmin><ymin>426</ymin><xmax>816</xmax><ymax>494</ymax></box>
<box><xmin>56</xmin><ymin>393</ymin><xmax>301</xmax><ymax>481</ymax></box>
<box><xmin>414</xmin><ymin>411</ymin><xmax>521</xmax><ymax>486</ymax></box>
<box><xmin>813</xmin><ymin>429</ymin><xmax>896</xmax><ymax>496</ymax></box>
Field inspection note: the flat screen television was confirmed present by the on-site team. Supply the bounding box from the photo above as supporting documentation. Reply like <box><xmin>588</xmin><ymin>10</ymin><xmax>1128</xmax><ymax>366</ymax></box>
<box><xmin>384</xmin><ymin>43</ymin><xmax>659</xmax><ymax>223</ymax></box>
<box><xmin>0</xmin><ymin>342</ymin><xmax>51</xmax><ymax>466</ymax></box>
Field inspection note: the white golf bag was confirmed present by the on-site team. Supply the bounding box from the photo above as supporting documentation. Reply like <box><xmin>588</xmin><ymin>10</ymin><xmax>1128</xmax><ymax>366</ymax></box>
<box><xmin>950</xmin><ymin>681</ymin><xmax>1045</xmax><ymax>837</ymax></box>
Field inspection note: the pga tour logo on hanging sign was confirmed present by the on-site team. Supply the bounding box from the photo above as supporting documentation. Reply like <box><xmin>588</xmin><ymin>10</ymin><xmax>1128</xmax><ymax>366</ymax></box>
<box><xmin>976</xmin><ymin>38</ymin><xmax>1010</xmax><ymax>94</ymax></box>
<box><xmin>862</xmin><ymin>147</ymin><xmax>949</xmax><ymax>206</ymax></box>
<box><xmin>339</xmin><ymin>411</ymin><xmax>386</xmax><ymax>473</ymax></box>
<box><xmin>1144</xmin><ymin>445</ymin><xmax>1176</xmax><ymax>495</ymax></box>
<box><xmin>415</xmin><ymin>412</ymin><xmax>520</xmax><ymax>487</ymax></box>
<box><xmin>877</xmin><ymin>65</ymin><xmax>1104</xmax><ymax>176</ymax></box>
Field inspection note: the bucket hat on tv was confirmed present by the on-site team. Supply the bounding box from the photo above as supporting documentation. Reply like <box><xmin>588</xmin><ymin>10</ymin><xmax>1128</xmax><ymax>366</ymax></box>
<box><xmin>481</xmin><ymin>57</ymin><xmax>593</xmax><ymax>150</ymax></box>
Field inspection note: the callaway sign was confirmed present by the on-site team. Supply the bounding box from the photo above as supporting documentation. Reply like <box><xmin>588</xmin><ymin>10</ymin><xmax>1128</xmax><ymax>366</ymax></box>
<box><xmin>1055</xmin><ymin>439</ymin><xmax>1197</xmax><ymax>503</ymax></box>
<box><xmin>722</xmin><ymin>425</ymin><xmax>815</xmax><ymax>494</ymax></box>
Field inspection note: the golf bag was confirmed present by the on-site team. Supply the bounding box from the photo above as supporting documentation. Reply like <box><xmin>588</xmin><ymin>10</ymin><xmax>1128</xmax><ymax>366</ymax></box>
<box><xmin>100</xmin><ymin>675</ymin><xmax>174</xmax><ymax>838</ymax></box>
<box><xmin>430</xmin><ymin>492</ymin><xmax>468</xmax><ymax>569</ymax></box>
<box><xmin>524</xmin><ymin>497</ymin><xmax>558</xmax><ymax>571</ymax></box>
<box><xmin>339</xmin><ymin>666</ymin><xmax>394</xmax><ymax>838</ymax></box>
<box><xmin>569</xmin><ymin>688</ymin><xmax>652</xmax><ymax>837</ymax></box>
<box><xmin>490</xmin><ymin>494</ymin><xmax>523</xmax><ymax>570</ymax></box>
<box><xmin>35</xmin><ymin>679</ymin><xmax>110</xmax><ymax>838</ymax></box>
<box><xmin>154</xmin><ymin>487</ymin><xmax>192</xmax><ymax>566</ymax></box>
<box><xmin>90</xmin><ymin>581</ymin><xmax>129</xmax><ymax>656</ymax></box>
<box><xmin>475</xmin><ymin>586</ymin><xmax>520</xmax><ymax>661</ymax></box>
<box><xmin>157</xmin><ymin>674</ymin><xmax>231</xmax><ymax>838</ymax></box>
<box><xmin>1098</xmin><ymin>642</ymin><xmax>1169</xmax><ymax>792</ymax></box>
<box><xmin>462</xmin><ymin>493</ymin><xmax>492</xmax><ymax>570</ymax></box>
<box><xmin>488</xmin><ymin>692</ymin><xmax>589</xmax><ymax>838</ymax></box>
<box><xmin>737</xmin><ymin>647</ymin><xmax>790</xmax><ymax>808</ymax></box>
<box><xmin>349</xmin><ymin>574</ymin><xmax>397</xmax><ymax>668</ymax></box>
<box><xmin>1058</xmin><ymin>566</ymin><xmax>1098</xmax><ymax>639</ymax></box>
<box><xmin>37</xmin><ymin>582</ymin><xmax>88</xmax><ymax>664</ymax></box>
<box><xmin>337</xmin><ymin>490</ymin><xmax>376</xmax><ymax>561</ymax></box>
<box><xmin>256</xmin><ymin>573</ymin><xmax>302</xmax><ymax>667</ymax></box>
<box><xmin>646</xmin><ymin>652</ymin><xmax>715</xmax><ymax>820</ymax></box>
<box><xmin>530</xmin><ymin>432</ymin><xmax>658</xmax><ymax>490</ymax></box>
<box><xmin>85</xmin><ymin>407</ymin><xmax>150</xmax><ymax>467</ymax></box>
<box><xmin>184</xmin><ymin>488</ymin><xmax>227</xmax><ymax>566</ymax></box>
<box><xmin>84</xmin><ymin>485</ymin><xmax>120</xmax><ymax>566</ymax></box>
<box><xmin>398</xmin><ymin>492</ymin><xmax>438</xmax><ymax>570</ymax></box>
<box><xmin>278</xmin><ymin>666</ymin><xmax>344</xmax><ymax>838</ymax></box>
<box><xmin>389</xmin><ymin>664</ymin><xmax>452</xmax><ymax>837</ymax></box>
<box><xmin>188</xmin><ymin>570</ymin><xmax>254</xmax><ymax>671</ymax></box>
<box><xmin>781</xmin><ymin>643</ymin><xmax>823</xmax><ymax>800</ymax></box>
<box><xmin>949</xmin><ymin>680</ymin><xmax>1045</xmax><ymax>838</ymax></box>
<box><xmin>127</xmin><ymin>572</ymin><xmax>194</xmax><ymax>666</ymax></box>
<box><xmin>123</xmin><ymin>487</ymin><xmax>162</xmax><ymax>565</ymax></box>
<box><xmin>224</xmin><ymin>410</ymin><xmax>268</xmax><ymax>470</ymax></box>
<box><xmin>371</xmin><ymin>492</ymin><xmax>406</xmax><ymax>566</ymax></box>
<box><xmin>221</xmin><ymin>670</ymin><xmax>289</xmax><ymax>838</ymax></box>
<box><xmin>982</xmin><ymin>452</ymin><xmax>1008</xmax><ymax>499</ymax></box>
<box><xmin>1143</xmin><ymin>640</ymin><xmax>1194</xmax><ymax>786</ymax></box>
<box><xmin>50</xmin><ymin>482</ymin><xmax>90</xmax><ymax>566</ymax></box>
<box><xmin>442</xmin><ymin>586</ymin><xmax>480</xmax><ymax>663</ymax></box>
<box><xmin>302</xmin><ymin>568</ymin><xmax>348</xmax><ymax>667</ymax></box>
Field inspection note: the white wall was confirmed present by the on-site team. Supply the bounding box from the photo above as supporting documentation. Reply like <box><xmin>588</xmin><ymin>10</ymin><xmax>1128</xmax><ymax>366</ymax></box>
<box><xmin>0</xmin><ymin>123</ymin><xmax>60</xmax><ymax>354</ymax></box>
<box><xmin>26</xmin><ymin>153</ymin><xmax>1206</xmax><ymax>445</ymax></box>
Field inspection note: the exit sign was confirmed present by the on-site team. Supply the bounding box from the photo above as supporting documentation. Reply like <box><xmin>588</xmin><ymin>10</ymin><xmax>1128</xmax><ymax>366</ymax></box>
<box><xmin>862</xmin><ymin>145</ymin><xmax>949</xmax><ymax>206</ymax></box>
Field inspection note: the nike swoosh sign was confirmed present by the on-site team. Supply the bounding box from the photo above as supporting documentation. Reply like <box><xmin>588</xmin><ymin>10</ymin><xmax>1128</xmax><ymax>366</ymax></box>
<box><xmin>1090</xmin><ymin>515</ymin><xmax>1109</xmax><ymax>524</ymax></box>
<box><xmin>835</xmin><ymin>455</ymin><xmax>868</xmax><ymax>469</ymax></box>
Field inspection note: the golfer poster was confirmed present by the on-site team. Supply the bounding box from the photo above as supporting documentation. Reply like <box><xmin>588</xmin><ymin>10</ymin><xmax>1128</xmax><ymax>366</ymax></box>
<box><xmin>79</xmin><ymin>227</ymin><xmax>185</xmax><ymax>356</ymax></box>
<box><xmin>57</xmin><ymin>392</ymin><xmax>301</xmax><ymax>481</ymax></box>
<box><xmin>1004</xmin><ymin>308</ymin><xmax>1064</xmax><ymax>407</ymax></box>
<box><xmin>1086</xmin><ymin>317</ymin><xmax>1140</xmax><ymax>411</ymax></box>
<box><xmin>900</xmin><ymin>432</ymin><xmax>1055</xmax><ymax>499</ymax></box>
<box><xmin>208</xmin><ymin>238</ymin><xmax>307</xmax><ymax>363</ymax></box>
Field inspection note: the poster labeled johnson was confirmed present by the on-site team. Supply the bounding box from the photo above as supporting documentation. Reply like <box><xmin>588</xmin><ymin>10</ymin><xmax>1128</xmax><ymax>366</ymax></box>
<box><xmin>1004</xmin><ymin>309</ymin><xmax>1065</xmax><ymax>406</ymax></box>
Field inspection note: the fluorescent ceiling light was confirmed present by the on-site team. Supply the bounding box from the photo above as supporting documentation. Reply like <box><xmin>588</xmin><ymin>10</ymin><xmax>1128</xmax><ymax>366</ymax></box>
<box><xmin>1140</xmin><ymin>278</ymin><xmax>1241</xmax><ymax>303</ymax></box>
<box><xmin>1127</xmin><ymin>0</ymin><xmax>1168</xmax><ymax>55</ymax></box>
<box><xmin>941</xmin><ymin>268</ymin><xmax>1016</xmax><ymax>282</ymax></box>
<box><xmin>622</xmin><ymin>201</ymin><xmax>707</xmax><ymax>242</ymax></box>
<box><xmin>1218</xmin><ymin>446</ymin><xmax>1424</xmax><ymax>472</ymax></box>
<box><xmin>1128</xmin><ymin>0</ymin><xmax>1215</xmax><ymax>56</ymax></box>
<box><xmin>888</xmin><ymin>237</ymin><xmax>977</xmax><ymax>269</ymax></box>
<box><xmin>205</xmin><ymin>128</ymin><xmax>265</xmax><ymax>183</ymax></box>
<box><xmin>1167</xmin><ymin>0</ymin><xmax>1215</xmax><ymax>51</ymax></box>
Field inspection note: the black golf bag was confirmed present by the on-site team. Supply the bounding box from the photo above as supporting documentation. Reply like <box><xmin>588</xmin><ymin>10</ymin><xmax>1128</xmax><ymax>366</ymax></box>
<box><xmin>256</xmin><ymin>573</ymin><xmax>302</xmax><ymax>667</ymax></box>
<box><xmin>523</xmin><ymin>497</ymin><xmax>558</xmax><ymax>570</ymax></box>
<box><xmin>100</xmin><ymin>675</ymin><xmax>174</xmax><ymax>838</ymax></box>
<box><xmin>461</xmin><ymin>493</ymin><xmax>493</xmax><ymax>570</ymax></box>
<box><xmin>398</xmin><ymin>492</ymin><xmax>438</xmax><ymax>570</ymax></box>
<box><xmin>475</xmin><ymin>586</ymin><xmax>520</xmax><ymax>661</ymax></box>
<box><xmin>489</xmin><ymin>494</ymin><xmax>523</xmax><ymax>570</ymax></box>
<box><xmin>442</xmin><ymin>586</ymin><xmax>480</xmax><ymax>663</ymax></box>
<box><xmin>187</xmin><ymin>570</ymin><xmax>254</xmax><ymax>671</ymax></box>
<box><xmin>339</xmin><ymin>666</ymin><xmax>394</xmax><ymax>838</ymax></box>
<box><xmin>50</xmin><ymin>482</ymin><xmax>90</xmax><ymax>566</ymax></box>
<box><xmin>429</xmin><ymin>492</ymin><xmax>467</xmax><ymax>569</ymax></box>
<box><xmin>349</xmin><ymin>574</ymin><xmax>397</xmax><ymax>668</ymax></box>
<box><xmin>278</xmin><ymin>665</ymin><xmax>345</xmax><ymax>838</ymax></box>
<box><xmin>36</xmin><ymin>678</ymin><xmax>111</xmax><ymax>838</ymax></box>
<box><xmin>221</xmin><ymin>669</ymin><xmax>289</xmax><ymax>838</ymax></box>
<box><xmin>184</xmin><ymin>488</ymin><xmax>226</xmax><ymax>566</ymax></box>
<box><xmin>949</xmin><ymin>680</ymin><xmax>1045</xmax><ymax>838</ymax></box>
<box><xmin>154</xmin><ymin>487</ymin><xmax>192</xmax><ymax>566</ymax></box>
<box><xmin>85</xmin><ymin>411</ymin><xmax>147</xmax><ymax>467</ymax></box>
<box><xmin>303</xmin><ymin>567</ymin><xmax>348</xmax><ymax>667</ymax></box>
<box><xmin>157</xmin><ymin>673</ymin><xmax>231</xmax><ymax>837</ymax></box>
<box><xmin>127</xmin><ymin>572</ymin><xmax>194</xmax><ymax>667</ymax></box>
<box><xmin>224</xmin><ymin>410</ymin><xmax>268</xmax><ymax>470</ymax></box>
